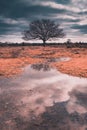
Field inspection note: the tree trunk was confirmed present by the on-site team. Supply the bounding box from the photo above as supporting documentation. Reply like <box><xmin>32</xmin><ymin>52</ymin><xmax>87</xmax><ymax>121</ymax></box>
<box><xmin>43</xmin><ymin>40</ymin><xmax>46</xmax><ymax>47</ymax></box>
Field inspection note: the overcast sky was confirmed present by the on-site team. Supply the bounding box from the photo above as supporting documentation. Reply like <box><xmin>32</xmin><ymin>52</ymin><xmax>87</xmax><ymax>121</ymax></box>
<box><xmin>0</xmin><ymin>0</ymin><xmax>87</xmax><ymax>43</ymax></box>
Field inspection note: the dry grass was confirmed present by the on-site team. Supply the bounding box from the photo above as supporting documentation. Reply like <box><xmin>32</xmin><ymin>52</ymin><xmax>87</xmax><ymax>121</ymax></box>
<box><xmin>0</xmin><ymin>46</ymin><xmax>87</xmax><ymax>77</ymax></box>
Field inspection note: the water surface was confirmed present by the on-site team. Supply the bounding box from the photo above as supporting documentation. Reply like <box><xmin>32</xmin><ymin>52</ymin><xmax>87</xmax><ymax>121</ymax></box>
<box><xmin>0</xmin><ymin>63</ymin><xmax>87</xmax><ymax>130</ymax></box>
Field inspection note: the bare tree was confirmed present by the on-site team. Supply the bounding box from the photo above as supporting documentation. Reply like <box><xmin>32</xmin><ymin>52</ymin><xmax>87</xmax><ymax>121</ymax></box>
<box><xmin>22</xmin><ymin>19</ymin><xmax>65</xmax><ymax>46</ymax></box>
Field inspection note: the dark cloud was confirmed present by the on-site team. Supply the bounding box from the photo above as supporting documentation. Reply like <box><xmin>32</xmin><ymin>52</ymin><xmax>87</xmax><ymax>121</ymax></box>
<box><xmin>78</xmin><ymin>11</ymin><xmax>87</xmax><ymax>15</ymax></box>
<box><xmin>0</xmin><ymin>0</ymin><xmax>87</xmax><ymax>42</ymax></box>
<box><xmin>55</xmin><ymin>0</ymin><xmax>71</xmax><ymax>5</ymax></box>
<box><xmin>71</xmin><ymin>24</ymin><xmax>87</xmax><ymax>34</ymax></box>
<box><xmin>0</xmin><ymin>0</ymin><xmax>66</xmax><ymax>19</ymax></box>
<box><xmin>0</xmin><ymin>0</ymin><xmax>66</xmax><ymax>36</ymax></box>
<box><xmin>0</xmin><ymin>0</ymin><xmax>20</xmax><ymax>17</ymax></box>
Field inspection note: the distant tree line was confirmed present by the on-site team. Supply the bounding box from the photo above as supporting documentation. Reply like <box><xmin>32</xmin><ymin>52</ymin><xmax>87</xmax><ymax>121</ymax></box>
<box><xmin>0</xmin><ymin>41</ymin><xmax>87</xmax><ymax>48</ymax></box>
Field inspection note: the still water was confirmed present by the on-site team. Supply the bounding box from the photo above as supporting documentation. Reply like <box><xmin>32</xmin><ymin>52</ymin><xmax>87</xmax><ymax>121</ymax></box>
<box><xmin>0</xmin><ymin>63</ymin><xmax>87</xmax><ymax>130</ymax></box>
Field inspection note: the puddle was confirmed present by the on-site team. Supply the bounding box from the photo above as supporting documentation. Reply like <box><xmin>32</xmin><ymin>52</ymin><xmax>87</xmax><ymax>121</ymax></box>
<box><xmin>0</xmin><ymin>63</ymin><xmax>87</xmax><ymax>130</ymax></box>
<box><xmin>47</xmin><ymin>57</ymin><xmax>70</xmax><ymax>63</ymax></box>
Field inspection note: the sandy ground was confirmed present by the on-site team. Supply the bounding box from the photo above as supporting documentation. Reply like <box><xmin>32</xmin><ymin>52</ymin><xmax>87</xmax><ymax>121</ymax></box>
<box><xmin>0</xmin><ymin>46</ymin><xmax>87</xmax><ymax>77</ymax></box>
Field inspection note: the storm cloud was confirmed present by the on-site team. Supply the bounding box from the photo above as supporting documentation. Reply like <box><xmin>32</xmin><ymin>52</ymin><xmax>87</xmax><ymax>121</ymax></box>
<box><xmin>0</xmin><ymin>0</ymin><xmax>87</xmax><ymax>42</ymax></box>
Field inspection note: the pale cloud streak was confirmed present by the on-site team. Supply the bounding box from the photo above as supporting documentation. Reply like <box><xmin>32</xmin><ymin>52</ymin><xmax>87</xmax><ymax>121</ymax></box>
<box><xmin>24</xmin><ymin>0</ymin><xmax>81</xmax><ymax>13</ymax></box>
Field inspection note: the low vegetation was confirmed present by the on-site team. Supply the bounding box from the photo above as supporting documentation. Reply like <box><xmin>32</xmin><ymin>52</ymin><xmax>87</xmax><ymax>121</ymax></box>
<box><xmin>0</xmin><ymin>45</ymin><xmax>87</xmax><ymax>77</ymax></box>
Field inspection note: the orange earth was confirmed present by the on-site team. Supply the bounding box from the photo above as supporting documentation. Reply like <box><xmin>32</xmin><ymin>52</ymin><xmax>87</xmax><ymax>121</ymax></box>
<box><xmin>0</xmin><ymin>46</ymin><xmax>87</xmax><ymax>77</ymax></box>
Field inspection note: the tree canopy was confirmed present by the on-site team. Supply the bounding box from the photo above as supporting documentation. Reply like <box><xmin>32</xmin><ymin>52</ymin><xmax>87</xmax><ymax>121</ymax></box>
<box><xmin>23</xmin><ymin>19</ymin><xmax>65</xmax><ymax>45</ymax></box>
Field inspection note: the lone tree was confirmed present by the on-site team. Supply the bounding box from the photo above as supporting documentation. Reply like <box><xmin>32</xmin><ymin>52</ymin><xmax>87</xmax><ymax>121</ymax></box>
<box><xmin>23</xmin><ymin>19</ymin><xmax>65</xmax><ymax>46</ymax></box>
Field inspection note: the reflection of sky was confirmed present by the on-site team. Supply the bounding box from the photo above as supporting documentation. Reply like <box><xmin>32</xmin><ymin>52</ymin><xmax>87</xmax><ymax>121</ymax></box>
<box><xmin>1</xmin><ymin>64</ymin><xmax>87</xmax><ymax>116</ymax></box>
<box><xmin>0</xmin><ymin>64</ymin><xmax>87</xmax><ymax>129</ymax></box>
<box><xmin>0</xmin><ymin>0</ymin><xmax>87</xmax><ymax>42</ymax></box>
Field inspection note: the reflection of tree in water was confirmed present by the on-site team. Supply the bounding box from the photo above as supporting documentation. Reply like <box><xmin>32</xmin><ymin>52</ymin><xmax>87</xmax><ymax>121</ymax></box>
<box><xmin>31</xmin><ymin>63</ymin><xmax>51</xmax><ymax>71</ymax></box>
